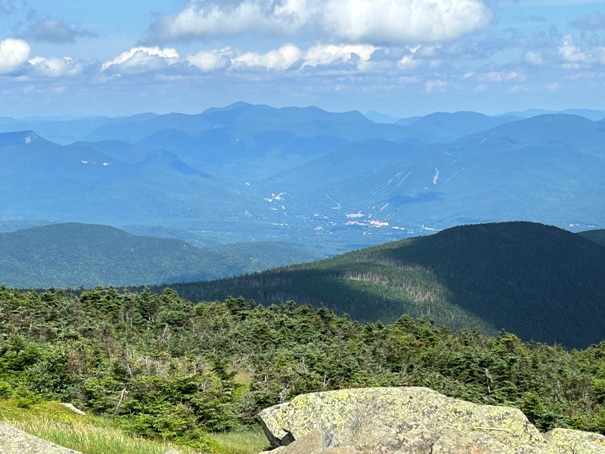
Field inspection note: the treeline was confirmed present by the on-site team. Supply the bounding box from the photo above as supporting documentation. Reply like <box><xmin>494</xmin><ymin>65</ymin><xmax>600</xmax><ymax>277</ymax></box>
<box><xmin>160</xmin><ymin>221</ymin><xmax>605</xmax><ymax>348</ymax></box>
<box><xmin>2</xmin><ymin>285</ymin><xmax>605</xmax><ymax>448</ymax></box>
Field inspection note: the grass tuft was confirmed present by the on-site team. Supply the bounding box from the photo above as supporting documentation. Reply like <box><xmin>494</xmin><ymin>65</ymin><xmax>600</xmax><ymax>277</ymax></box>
<box><xmin>207</xmin><ymin>426</ymin><xmax>270</xmax><ymax>454</ymax></box>
<box><xmin>0</xmin><ymin>399</ymin><xmax>269</xmax><ymax>454</ymax></box>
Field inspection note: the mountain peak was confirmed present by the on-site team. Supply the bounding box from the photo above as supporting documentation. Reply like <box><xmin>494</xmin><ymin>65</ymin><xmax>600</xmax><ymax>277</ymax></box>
<box><xmin>459</xmin><ymin>112</ymin><xmax>605</xmax><ymax>148</ymax></box>
<box><xmin>0</xmin><ymin>130</ymin><xmax>44</xmax><ymax>148</ymax></box>
<box><xmin>202</xmin><ymin>101</ymin><xmax>254</xmax><ymax>114</ymax></box>
<box><xmin>403</xmin><ymin>111</ymin><xmax>517</xmax><ymax>141</ymax></box>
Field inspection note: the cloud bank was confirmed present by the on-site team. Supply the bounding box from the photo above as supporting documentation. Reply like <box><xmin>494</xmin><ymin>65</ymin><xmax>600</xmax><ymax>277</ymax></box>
<box><xmin>322</xmin><ymin>0</ymin><xmax>491</xmax><ymax>45</ymax></box>
<box><xmin>558</xmin><ymin>36</ymin><xmax>605</xmax><ymax>68</ymax></box>
<box><xmin>148</xmin><ymin>0</ymin><xmax>492</xmax><ymax>45</ymax></box>
<box><xmin>107</xmin><ymin>43</ymin><xmax>378</xmax><ymax>75</ymax></box>
<box><xmin>28</xmin><ymin>56</ymin><xmax>83</xmax><ymax>77</ymax></box>
<box><xmin>101</xmin><ymin>47</ymin><xmax>180</xmax><ymax>75</ymax></box>
<box><xmin>4</xmin><ymin>0</ymin><xmax>605</xmax><ymax>118</ymax></box>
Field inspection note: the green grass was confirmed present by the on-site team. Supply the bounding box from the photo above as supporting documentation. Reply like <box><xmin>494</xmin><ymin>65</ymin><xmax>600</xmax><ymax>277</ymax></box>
<box><xmin>0</xmin><ymin>400</ymin><xmax>268</xmax><ymax>454</ymax></box>
<box><xmin>207</xmin><ymin>427</ymin><xmax>270</xmax><ymax>454</ymax></box>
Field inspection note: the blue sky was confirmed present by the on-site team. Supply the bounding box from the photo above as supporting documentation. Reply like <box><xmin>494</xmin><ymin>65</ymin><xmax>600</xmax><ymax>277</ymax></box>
<box><xmin>1</xmin><ymin>0</ymin><xmax>605</xmax><ymax>117</ymax></box>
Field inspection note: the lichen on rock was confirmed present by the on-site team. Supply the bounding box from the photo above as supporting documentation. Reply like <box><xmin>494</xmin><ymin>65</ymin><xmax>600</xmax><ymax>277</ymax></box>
<box><xmin>543</xmin><ymin>428</ymin><xmax>605</xmax><ymax>453</ymax></box>
<box><xmin>257</xmin><ymin>387</ymin><xmax>605</xmax><ymax>453</ymax></box>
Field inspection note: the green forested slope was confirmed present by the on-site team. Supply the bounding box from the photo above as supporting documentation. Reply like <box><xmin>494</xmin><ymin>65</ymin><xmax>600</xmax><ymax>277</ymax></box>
<box><xmin>0</xmin><ymin>223</ymin><xmax>322</xmax><ymax>288</ymax></box>
<box><xmin>3</xmin><ymin>286</ymin><xmax>605</xmax><ymax>448</ymax></box>
<box><xmin>166</xmin><ymin>222</ymin><xmax>605</xmax><ymax>348</ymax></box>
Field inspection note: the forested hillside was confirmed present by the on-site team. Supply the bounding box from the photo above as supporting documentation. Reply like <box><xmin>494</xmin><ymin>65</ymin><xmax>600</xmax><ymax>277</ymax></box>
<box><xmin>0</xmin><ymin>223</ymin><xmax>322</xmax><ymax>288</ymax></box>
<box><xmin>580</xmin><ymin>229</ymin><xmax>605</xmax><ymax>247</ymax></box>
<box><xmin>2</xmin><ymin>286</ymin><xmax>605</xmax><ymax>450</ymax></box>
<box><xmin>164</xmin><ymin>222</ymin><xmax>605</xmax><ymax>348</ymax></box>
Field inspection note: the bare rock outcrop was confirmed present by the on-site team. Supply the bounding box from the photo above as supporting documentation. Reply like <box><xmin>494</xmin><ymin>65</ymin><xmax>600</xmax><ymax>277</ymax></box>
<box><xmin>0</xmin><ymin>422</ymin><xmax>81</xmax><ymax>454</ymax></box>
<box><xmin>258</xmin><ymin>387</ymin><xmax>605</xmax><ymax>453</ymax></box>
<box><xmin>543</xmin><ymin>428</ymin><xmax>605</xmax><ymax>453</ymax></box>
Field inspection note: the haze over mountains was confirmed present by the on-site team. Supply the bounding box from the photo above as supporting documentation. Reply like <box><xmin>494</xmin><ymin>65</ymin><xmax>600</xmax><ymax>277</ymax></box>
<box><xmin>1</xmin><ymin>102</ymin><xmax>603</xmax><ymax>257</ymax></box>
<box><xmin>1</xmin><ymin>103</ymin><xmax>605</xmax><ymax>348</ymax></box>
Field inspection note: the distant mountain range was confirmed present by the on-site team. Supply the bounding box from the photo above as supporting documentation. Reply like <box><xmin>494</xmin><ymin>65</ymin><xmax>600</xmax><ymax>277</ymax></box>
<box><xmin>503</xmin><ymin>108</ymin><xmax>605</xmax><ymax>121</ymax></box>
<box><xmin>0</xmin><ymin>102</ymin><xmax>603</xmax><ymax>256</ymax></box>
<box><xmin>0</xmin><ymin>223</ymin><xmax>323</xmax><ymax>288</ymax></box>
<box><xmin>398</xmin><ymin>111</ymin><xmax>518</xmax><ymax>142</ymax></box>
<box><xmin>165</xmin><ymin>222</ymin><xmax>605</xmax><ymax>349</ymax></box>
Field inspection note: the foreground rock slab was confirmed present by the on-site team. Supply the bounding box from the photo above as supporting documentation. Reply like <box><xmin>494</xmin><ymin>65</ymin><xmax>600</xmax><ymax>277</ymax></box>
<box><xmin>258</xmin><ymin>387</ymin><xmax>605</xmax><ymax>453</ymax></box>
<box><xmin>0</xmin><ymin>422</ymin><xmax>81</xmax><ymax>454</ymax></box>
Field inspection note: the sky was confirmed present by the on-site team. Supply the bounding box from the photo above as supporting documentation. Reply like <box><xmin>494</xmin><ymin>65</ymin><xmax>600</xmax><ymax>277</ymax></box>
<box><xmin>1</xmin><ymin>0</ymin><xmax>605</xmax><ymax>118</ymax></box>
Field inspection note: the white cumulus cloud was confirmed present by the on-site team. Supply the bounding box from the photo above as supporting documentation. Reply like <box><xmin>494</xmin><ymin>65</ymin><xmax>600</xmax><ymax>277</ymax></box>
<box><xmin>148</xmin><ymin>0</ymin><xmax>491</xmax><ymax>45</ymax></box>
<box><xmin>558</xmin><ymin>36</ymin><xmax>589</xmax><ymax>66</ymax></box>
<box><xmin>185</xmin><ymin>43</ymin><xmax>377</xmax><ymax>72</ymax></box>
<box><xmin>28</xmin><ymin>56</ymin><xmax>83</xmax><ymax>77</ymax></box>
<box><xmin>148</xmin><ymin>0</ymin><xmax>310</xmax><ymax>41</ymax></box>
<box><xmin>398</xmin><ymin>55</ymin><xmax>420</xmax><ymax>69</ymax></box>
<box><xmin>322</xmin><ymin>0</ymin><xmax>491</xmax><ymax>45</ymax></box>
<box><xmin>187</xmin><ymin>48</ymin><xmax>234</xmax><ymax>72</ymax></box>
<box><xmin>101</xmin><ymin>46</ymin><xmax>180</xmax><ymax>75</ymax></box>
<box><xmin>0</xmin><ymin>38</ymin><xmax>30</xmax><ymax>74</ymax></box>
<box><xmin>303</xmin><ymin>44</ymin><xmax>376</xmax><ymax>68</ymax></box>
<box><xmin>558</xmin><ymin>35</ymin><xmax>605</xmax><ymax>67</ymax></box>
<box><xmin>232</xmin><ymin>44</ymin><xmax>303</xmax><ymax>70</ymax></box>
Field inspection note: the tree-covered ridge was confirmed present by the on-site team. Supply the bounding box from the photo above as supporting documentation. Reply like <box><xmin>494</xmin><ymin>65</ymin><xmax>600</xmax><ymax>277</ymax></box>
<box><xmin>0</xmin><ymin>223</ymin><xmax>322</xmax><ymax>288</ymax></box>
<box><xmin>579</xmin><ymin>229</ymin><xmax>605</xmax><ymax>247</ymax></box>
<box><xmin>3</xmin><ymin>286</ymin><xmax>605</xmax><ymax>447</ymax></box>
<box><xmin>161</xmin><ymin>222</ymin><xmax>605</xmax><ymax>348</ymax></box>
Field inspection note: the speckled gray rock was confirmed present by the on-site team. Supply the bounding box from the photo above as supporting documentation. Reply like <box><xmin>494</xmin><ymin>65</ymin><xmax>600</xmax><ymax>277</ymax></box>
<box><xmin>543</xmin><ymin>428</ymin><xmax>605</xmax><ymax>453</ymax></box>
<box><xmin>0</xmin><ymin>422</ymin><xmax>81</xmax><ymax>454</ymax></box>
<box><xmin>267</xmin><ymin>430</ymin><xmax>357</xmax><ymax>453</ymax></box>
<box><xmin>257</xmin><ymin>387</ymin><xmax>605</xmax><ymax>454</ymax></box>
<box><xmin>430</xmin><ymin>432</ymin><xmax>515</xmax><ymax>454</ymax></box>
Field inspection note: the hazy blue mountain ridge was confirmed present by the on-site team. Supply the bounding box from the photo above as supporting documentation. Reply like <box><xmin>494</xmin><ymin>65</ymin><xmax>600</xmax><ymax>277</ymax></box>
<box><xmin>0</xmin><ymin>130</ymin><xmax>48</xmax><ymax>147</ymax></box>
<box><xmin>0</xmin><ymin>105</ymin><xmax>603</xmax><ymax>255</ymax></box>
<box><xmin>252</xmin><ymin>114</ymin><xmax>604</xmax><ymax>236</ymax></box>
<box><xmin>79</xmin><ymin>140</ymin><xmax>211</xmax><ymax>177</ymax></box>
<box><xmin>458</xmin><ymin>114</ymin><xmax>605</xmax><ymax>154</ymax></box>
<box><xmin>84</xmin><ymin>102</ymin><xmax>432</xmax><ymax>144</ymax></box>
<box><xmin>0</xmin><ymin>134</ymin><xmax>261</xmax><ymax>226</ymax></box>
<box><xmin>0</xmin><ymin>223</ymin><xmax>324</xmax><ymax>288</ymax></box>
<box><xmin>401</xmin><ymin>111</ymin><xmax>519</xmax><ymax>142</ymax></box>
<box><xmin>504</xmin><ymin>108</ymin><xmax>605</xmax><ymax>120</ymax></box>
